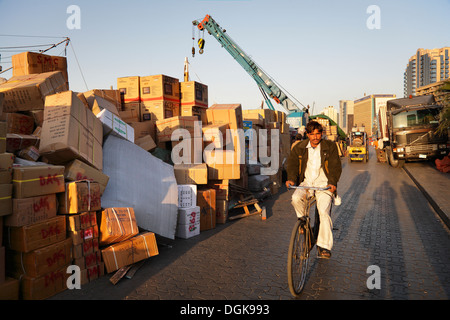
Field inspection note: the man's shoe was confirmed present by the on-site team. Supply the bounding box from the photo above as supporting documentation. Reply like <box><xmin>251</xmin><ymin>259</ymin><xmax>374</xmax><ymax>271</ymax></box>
<box><xmin>317</xmin><ymin>247</ymin><xmax>331</xmax><ymax>259</ymax></box>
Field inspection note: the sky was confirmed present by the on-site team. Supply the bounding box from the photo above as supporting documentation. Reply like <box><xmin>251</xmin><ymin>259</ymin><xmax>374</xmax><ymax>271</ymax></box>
<box><xmin>0</xmin><ymin>0</ymin><xmax>449</xmax><ymax>115</ymax></box>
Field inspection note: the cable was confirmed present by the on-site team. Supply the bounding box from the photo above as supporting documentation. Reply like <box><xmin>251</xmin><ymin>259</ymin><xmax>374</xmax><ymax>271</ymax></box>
<box><xmin>69</xmin><ymin>41</ymin><xmax>89</xmax><ymax>91</ymax></box>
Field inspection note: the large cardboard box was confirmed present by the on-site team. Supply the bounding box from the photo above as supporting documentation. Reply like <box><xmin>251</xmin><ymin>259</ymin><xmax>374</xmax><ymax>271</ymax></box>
<box><xmin>141</xmin><ymin>99</ymin><xmax>180</xmax><ymax>122</ymax></box>
<box><xmin>216</xmin><ymin>199</ymin><xmax>229</xmax><ymax>224</ymax></box>
<box><xmin>140</xmin><ymin>74</ymin><xmax>180</xmax><ymax>102</ymax></box>
<box><xmin>171</xmin><ymin>137</ymin><xmax>203</xmax><ymax>164</ymax></box>
<box><xmin>12</xmin><ymin>165</ymin><xmax>65</xmax><ymax>199</ymax></box>
<box><xmin>197</xmin><ymin>189</ymin><xmax>216</xmax><ymax>231</ymax></box>
<box><xmin>178</xmin><ymin>184</ymin><xmax>197</xmax><ymax>208</ymax></box>
<box><xmin>0</xmin><ymin>184</ymin><xmax>12</xmax><ymax>217</ymax></box>
<box><xmin>12</xmin><ymin>51</ymin><xmax>68</xmax><ymax>83</ymax></box>
<box><xmin>173</xmin><ymin>163</ymin><xmax>208</xmax><ymax>185</ymax></box>
<box><xmin>207</xmin><ymin>179</ymin><xmax>231</xmax><ymax>201</ymax></box>
<box><xmin>156</xmin><ymin>116</ymin><xmax>198</xmax><ymax>143</ymax></box>
<box><xmin>205</xmin><ymin>150</ymin><xmax>241</xmax><ymax>180</ymax></box>
<box><xmin>58</xmin><ymin>181</ymin><xmax>101</xmax><ymax>214</ymax></box>
<box><xmin>180</xmin><ymin>81</ymin><xmax>208</xmax><ymax>108</ymax></box>
<box><xmin>4</xmin><ymin>113</ymin><xmax>35</xmax><ymax>135</ymax></box>
<box><xmin>97</xmin><ymin>207</ymin><xmax>138</xmax><ymax>246</ymax></box>
<box><xmin>206</xmin><ymin>104</ymin><xmax>243</xmax><ymax>130</ymax></box>
<box><xmin>96</xmin><ymin>108</ymin><xmax>134</xmax><ymax>143</ymax></box>
<box><xmin>0</xmin><ymin>71</ymin><xmax>68</xmax><ymax>113</ymax></box>
<box><xmin>135</xmin><ymin>134</ymin><xmax>156</xmax><ymax>152</ymax></box>
<box><xmin>117</xmin><ymin>76</ymin><xmax>140</xmax><ymax>103</ymax></box>
<box><xmin>180</xmin><ymin>105</ymin><xmax>207</xmax><ymax>124</ymax></box>
<box><xmin>83</xmin><ymin>89</ymin><xmax>121</xmax><ymax>114</ymax></box>
<box><xmin>129</xmin><ymin>120</ymin><xmax>156</xmax><ymax>141</ymax></box>
<box><xmin>39</xmin><ymin>91</ymin><xmax>103</xmax><ymax>170</ymax></box>
<box><xmin>20</xmin><ymin>264</ymin><xmax>70</xmax><ymax>300</ymax></box>
<box><xmin>6</xmin><ymin>133</ymin><xmax>39</xmax><ymax>153</ymax></box>
<box><xmin>119</xmin><ymin>103</ymin><xmax>140</xmax><ymax>123</ymax></box>
<box><xmin>63</xmin><ymin>159</ymin><xmax>109</xmax><ymax>195</ymax></box>
<box><xmin>7</xmin><ymin>237</ymin><xmax>72</xmax><ymax>278</ymax></box>
<box><xmin>101</xmin><ymin>232</ymin><xmax>159</xmax><ymax>273</ymax></box>
<box><xmin>90</xmin><ymin>95</ymin><xmax>120</xmax><ymax>116</ymax></box>
<box><xmin>5</xmin><ymin>193</ymin><xmax>57</xmax><ymax>227</ymax></box>
<box><xmin>5</xmin><ymin>215</ymin><xmax>66</xmax><ymax>252</ymax></box>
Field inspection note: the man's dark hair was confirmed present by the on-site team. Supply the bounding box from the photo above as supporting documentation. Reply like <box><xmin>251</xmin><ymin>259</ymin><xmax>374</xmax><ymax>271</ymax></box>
<box><xmin>306</xmin><ymin>120</ymin><xmax>323</xmax><ymax>134</ymax></box>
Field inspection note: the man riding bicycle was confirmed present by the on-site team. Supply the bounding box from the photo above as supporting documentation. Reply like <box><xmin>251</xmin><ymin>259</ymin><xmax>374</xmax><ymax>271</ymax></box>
<box><xmin>285</xmin><ymin>121</ymin><xmax>342</xmax><ymax>259</ymax></box>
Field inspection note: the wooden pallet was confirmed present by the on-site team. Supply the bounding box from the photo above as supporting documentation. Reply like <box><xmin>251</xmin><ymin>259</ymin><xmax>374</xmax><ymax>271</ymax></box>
<box><xmin>228</xmin><ymin>195</ymin><xmax>266</xmax><ymax>221</ymax></box>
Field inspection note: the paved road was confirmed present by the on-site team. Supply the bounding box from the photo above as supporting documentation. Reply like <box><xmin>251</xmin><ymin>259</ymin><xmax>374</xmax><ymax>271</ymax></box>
<box><xmin>52</xmin><ymin>147</ymin><xmax>450</xmax><ymax>303</ymax></box>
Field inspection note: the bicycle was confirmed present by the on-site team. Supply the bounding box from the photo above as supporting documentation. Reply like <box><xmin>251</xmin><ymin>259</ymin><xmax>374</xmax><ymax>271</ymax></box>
<box><xmin>287</xmin><ymin>185</ymin><xmax>330</xmax><ymax>297</ymax></box>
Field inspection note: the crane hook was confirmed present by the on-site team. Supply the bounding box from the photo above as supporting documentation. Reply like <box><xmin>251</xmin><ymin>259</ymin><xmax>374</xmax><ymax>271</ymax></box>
<box><xmin>198</xmin><ymin>38</ymin><xmax>205</xmax><ymax>54</ymax></box>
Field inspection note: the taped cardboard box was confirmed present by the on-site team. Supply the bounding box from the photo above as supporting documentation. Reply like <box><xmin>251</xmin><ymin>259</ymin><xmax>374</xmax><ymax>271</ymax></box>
<box><xmin>101</xmin><ymin>232</ymin><xmax>158</xmax><ymax>273</ymax></box>
<box><xmin>5</xmin><ymin>193</ymin><xmax>57</xmax><ymax>227</ymax></box>
<box><xmin>7</xmin><ymin>237</ymin><xmax>72</xmax><ymax>278</ymax></box>
<box><xmin>63</xmin><ymin>159</ymin><xmax>109</xmax><ymax>195</ymax></box>
<box><xmin>101</xmin><ymin>134</ymin><xmax>178</xmax><ymax>239</ymax></box>
<box><xmin>58</xmin><ymin>181</ymin><xmax>101</xmax><ymax>214</ymax></box>
<box><xmin>5</xmin><ymin>215</ymin><xmax>66</xmax><ymax>252</ymax></box>
<box><xmin>96</xmin><ymin>108</ymin><xmax>134</xmax><ymax>143</ymax></box>
<box><xmin>39</xmin><ymin>91</ymin><xmax>103</xmax><ymax>170</ymax></box>
<box><xmin>174</xmin><ymin>163</ymin><xmax>208</xmax><ymax>185</ymax></box>
<box><xmin>98</xmin><ymin>207</ymin><xmax>138</xmax><ymax>246</ymax></box>
<box><xmin>4</xmin><ymin>113</ymin><xmax>35</xmax><ymax>135</ymax></box>
<box><xmin>180</xmin><ymin>81</ymin><xmax>208</xmax><ymax>108</ymax></box>
<box><xmin>197</xmin><ymin>188</ymin><xmax>216</xmax><ymax>231</ymax></box>
<box><xmin>18</xmin><ymin>146</ymin><xmax>40</xmax><ymax>162</ymax></box>
<box><xmin>12</xmin><ymin>165</ymin><xmax>65</xmax><ymax>199</ymax></box>
<box><xmin>11</xmin><ymin>51</ymin><xmax>68</xmax><ymax>83</ymax></box>
<box><xmin>117</xmin><ymin>76</ymin><xmax>140</xmax><ymax>103</ymax></box>
<box><xmin>6</xmin><ymin>133</ymin><xmax>39</xmax><ymax>153</ymax></box>
<box><xmin>0</xmin><ymin>71</ymin><xmax>68</xmax><ymax>113</ymax></box>
<box><xmin>156</xmin><ymin>116</ymin><xmax>198</xmax><ymax>143</ymax></box>
<box><xmin>0</xmin><ymin>184</ymin><xmax>12</xmax><ymax>217</ymax></box>
<box><xmin>21</xmin><ymin>264</ymin><xmax>70</xmax><ymax>300</ymax></box>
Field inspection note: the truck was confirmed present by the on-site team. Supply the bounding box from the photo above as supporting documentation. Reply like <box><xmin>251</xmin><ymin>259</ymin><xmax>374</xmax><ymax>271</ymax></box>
<box><xmin>377</xmin><ymin>95</ymin><xmax>448</xmax><ymax>168</ymax></box>
<box><xmin>347</xmin><ymin>126</ymin><xmax>369</xmax><ymax>162</ymax></box>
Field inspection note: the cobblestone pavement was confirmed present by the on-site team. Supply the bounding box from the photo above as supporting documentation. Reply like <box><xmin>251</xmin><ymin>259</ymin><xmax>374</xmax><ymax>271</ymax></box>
<box><xmin>52</xmin><ymin>148</ymin><xmax>450</xmax><ymax>302</ymax></box>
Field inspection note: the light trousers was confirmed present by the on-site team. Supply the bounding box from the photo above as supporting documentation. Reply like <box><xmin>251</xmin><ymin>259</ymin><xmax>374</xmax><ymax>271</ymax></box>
<box><xmin>291</xmin><ymin>188</ymin><xmax>334</xmax><ymax>251</ymax></box>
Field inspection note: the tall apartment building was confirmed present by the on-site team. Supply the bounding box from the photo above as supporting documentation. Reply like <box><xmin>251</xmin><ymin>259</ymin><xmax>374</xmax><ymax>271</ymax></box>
<box><xmin>339</xmin><ymin>100</ymin><xmax>354</xmax><ymax>135</ymax></box>
<box><xmin>404</xmin><ymin>47</ymin><xmax>450</xmax><ymax>97</ymax></box>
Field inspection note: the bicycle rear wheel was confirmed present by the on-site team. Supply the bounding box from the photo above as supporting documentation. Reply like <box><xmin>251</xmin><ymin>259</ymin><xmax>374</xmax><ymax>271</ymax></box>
<box><xmin>287</xmin><ymin>219</ymin><xmax>309</xmax><ymax>297</ymax></box>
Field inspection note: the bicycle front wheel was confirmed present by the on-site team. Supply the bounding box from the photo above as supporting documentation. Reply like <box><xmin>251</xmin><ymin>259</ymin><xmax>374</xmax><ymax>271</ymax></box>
<box><xmin>287</xmin><ymin>219</ymin><xmax>309</xmax><ymax>297</ymax></box>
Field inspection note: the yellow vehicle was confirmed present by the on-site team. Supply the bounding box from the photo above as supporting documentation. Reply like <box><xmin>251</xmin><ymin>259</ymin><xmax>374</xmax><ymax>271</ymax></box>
<box><xmin>348</xmin><ymin>127</ymin><xmax>369</xmax><ymax>163</ymax></box>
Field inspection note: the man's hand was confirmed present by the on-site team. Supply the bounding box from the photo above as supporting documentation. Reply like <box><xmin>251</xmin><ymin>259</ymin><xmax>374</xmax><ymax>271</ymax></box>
<box><xmin>327</xmin><ymin>184</ymin><xmax>337</xmax><ymax>193</ymax></box>
<box><xmin>286</xmin><ymin>180</ymin><xmax>295</xmax><ymax>189</ymax></box>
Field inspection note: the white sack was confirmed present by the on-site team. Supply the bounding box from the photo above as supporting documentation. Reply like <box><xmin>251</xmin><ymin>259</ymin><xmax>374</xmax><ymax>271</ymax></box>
<box><xmin>101</xmin><ymin>134</ymin><xmax>178</xmax><ymax>239</ymax></box>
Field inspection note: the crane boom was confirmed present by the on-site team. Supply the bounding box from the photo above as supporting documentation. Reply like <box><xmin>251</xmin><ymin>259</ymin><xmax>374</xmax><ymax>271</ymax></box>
<box><xmin>193</xmin><ymin>14</ymin><xmax>305</xmax><ymax>113</ymax></box>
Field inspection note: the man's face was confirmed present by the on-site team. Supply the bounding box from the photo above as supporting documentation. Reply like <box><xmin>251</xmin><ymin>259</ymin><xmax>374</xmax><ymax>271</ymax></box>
<box><xmin>307</xmin><ymin>129</ymin><xmax>322</xmax><ymax>147</ymax></box>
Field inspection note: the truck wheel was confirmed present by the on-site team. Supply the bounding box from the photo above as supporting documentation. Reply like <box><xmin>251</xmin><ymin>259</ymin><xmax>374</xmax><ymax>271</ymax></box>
<box><xmin>387</xmin><ymin>147</ymin><xmax>404</xmax><ymax>168</ymax></box>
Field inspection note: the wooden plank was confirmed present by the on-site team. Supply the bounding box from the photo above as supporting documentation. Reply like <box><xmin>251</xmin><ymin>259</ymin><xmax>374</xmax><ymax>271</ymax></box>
<box><xmin>109</xmin><ymin>265</ymin><xmax>132</xmax><ymax>285</ymax></box>
<box><xmin>125</xmin><ymin>260</ymin><xmax>146</xmax><ymax>279</ymax></box>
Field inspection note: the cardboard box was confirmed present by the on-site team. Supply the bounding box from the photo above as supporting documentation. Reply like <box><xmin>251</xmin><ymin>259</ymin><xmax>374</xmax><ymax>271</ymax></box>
<box><xmin>178</xmin><ymin>184</ymin><xmax>197</xmax><ymax>208</ymax></box>
<box><xmin>207</xmin><ymin>179</ymin><xmax>231</xmax><ymax>200</ymax></box>
<box><xmin>156</xmin><ymin>116</ymin><xmax>198</xmax><ymax>142</ymax></box>
<box><xmin>129</xmin><ymin>120</ymin><xmax>156</xmax><ymax>141</ymax></box>
<box><xmin>0</xmin><ymin>121</ymin><xmax>6</xmax><ymax>153</ymax></box>
<box><xmin>7</xmin><ymin>238</ymin><xmax>72</xmax><ymax>278</ymax></box>
<box><xmin>96</xmin><ymin>108</ymin><xmax>134</xmax><ymax>143</ymax></box>
<box><xmin>117</xmin><ymin>76</ymin><xmax>140</xmax><ymax>103</ymax></box>
<box><xmin>120</xmin><ymin>102</ymin><xmax>141</xmax><ymax>122</ymax></box>
<box><xmin>180</xmin><ymin>105</ymin><xmax>207</xmax><ymax>124</ymax></box>
<box><xmin>0</xmin><ymin>153</ymin><xmax>13</xmax><ymax>184</ymax></box>
<box><xmin>6</xmin><ymin>133</ymin><xmax>39</xmax><ymax>153</ymax></box>
<box><xmin>12</xmin><ymin>51</ymin><xmax>68</xmax><ymax>83</ymax></box>
<box><xmin>174</xmin><ymin>163</ymin><xmax>208</xmax><ymax>185</ymax></box>
<box><xmin>0</xmin><ymin>71</ymin><xmax>68</xmax><ymax>113</ymax></box>
<box><xmin>176</xmin><ymin>207</ymin><xmax>200</xmax><ymax>239</ymax></box>
<box><xmin>140</xmin><ymin>74</ymin><xmax>180</xmax><ymax>102</ymax></box>
<box><xmin>5</xmin><ymin>193</ymin><xmax>57</xmax><ymax>227</ymax></box>
<box><xmin>202</xmin><ymin>123</ymin><xmax>229</xmax><ymax>148</ymax></box>
<box><xmin>63</xmin><ymin>159</ymin><xmax>109</xmax><ymax>195</ymax></box>
<box><xmin>206</xmin><ymin>104</ymin><xmax>243</xmax><ymax>130</ymax></box>
<box><xmin>17</xmin><ymin>145</ymin><xmax>40</xmax><ymax>162</ymax></box>
<box><xmin>39</xmin><ymin>91</ymin><xmax>103</xmax><ymax>170</ymax></box>
<box><xmin>66</xmin><ymin>211</ymin><xmax>97</xmax><ymax>232</ymax></box>
<box><xmin>140</xmin><ymin>99</ymin><xmax>180</xmax><ymax>122</ymax></box>
<box><xmin>197</xmin><ymin>188</ymin><xmax>216</xmax><ymax>231</ymax></box>
<box><xmin>83</xmin><ymin>89</ymin><xmax>121</xmax><ymax>114</ymax></box>
<box><xmin>90</xmin><ymin>95</ymin><xmax>120</xmax><ymax>116</ymax></box>
<box><xmin>58</xmin><ymin>181</ymin><xmax>101</xmax><ymax>214</ymax></box>
<box><xmin>0</xmin><ymin>184</ymin><xmax>12</xmax><ymax>217</ymax></box>
<box><xmin>180</xmin><ymin>81</ymin><xmax>208</xmax><ymax>108</ymax></box>
<box><xmin>101</xmin><ymin>232</ymin><xmax>159</xmax><ymax>273</ymax></box>
<box><xmin>98</xmin><ymin>207</ymin><xmax>139</xmax><ymax>246</ymax></box>
<box><xmin>20</xmin><ymin>264</ymin><xmax>70</xmax><ymax>300</ymax></box>
<box><xmin>12</xmin><ymin>165</ymin><xmax>65</xmax><ymax>199</ymax></box>
<box><xmin>205</xmin><ymin>150</ymin><xmax>241</xmax><ymax>180</ymax></box>
<box><xmin>5</xmin><ymin>215</ymin><xmax>66</xmax><ymax>252</ymax></box>
<box><xmin>4</xmin><ymin>113</ymin><xmax>35</xmax><ymax>134</ymax></box>
<box><xmin>135</xmin><ymin>134</ymin><xmax>156</xmax><ymax>152</ymax></box>
<box><xmin>0</xmin><ymin>277</ymin><xmax>19</xmax><ymax>300</ymax></box>
<box><xmin>216</xmin><ymin>199</ymin><xmax>229</xmax><ymax>224</ymax></box>
<box><xmin>171</xmin><ymin>137</ymin><xmax>203</xmax><ymax>164</ymax></box>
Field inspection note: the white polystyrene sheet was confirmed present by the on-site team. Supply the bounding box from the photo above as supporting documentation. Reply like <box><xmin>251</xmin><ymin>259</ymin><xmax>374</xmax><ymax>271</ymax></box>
<box><xmin>101</xmin><ymin>134</ymin><xmax>179</xmax><ymax>239</ymax></box>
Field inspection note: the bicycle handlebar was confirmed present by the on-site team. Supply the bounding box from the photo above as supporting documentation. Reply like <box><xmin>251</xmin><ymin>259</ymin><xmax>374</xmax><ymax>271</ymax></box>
<box><xmin>288</xmin><ymin>185</ymin><xmax>331</xmax><ymax>191</ymax></box>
